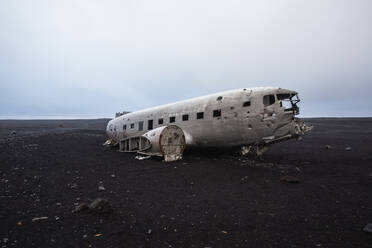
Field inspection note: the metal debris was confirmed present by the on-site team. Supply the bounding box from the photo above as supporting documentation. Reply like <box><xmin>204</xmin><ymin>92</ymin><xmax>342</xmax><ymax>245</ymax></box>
<box><xmin>294</xmin><ymin>119</ymin><xmax>313</xmax><ymax>135</ymax></box>
<box><xmin>135</xmin><ymin>155</ymin><xmax>151</xmax><ymax>160</ymax></box>
<box><xmin>325</xmin><ymin>145</ymin><xmax>331</xmax><ymax>149</ymax></box>
<box><xmin>345</xmin><ymin>147</ymin><xmax>351</xmax><ymax>151</ymax></box>
<box><xmin>32</xmin><ymin>216</ymin><xmax>48</xmax><ymax>222</ymax></box>
<box><xmin>241</xmin><ymin>146</ymin><xmax>251</xmax><ymax>155</ymax></box>
<box><xmin>241</xmin><ymin>145</ymin><xmax>269</xmax><ymax>158</ymax></box>
<box><xmin>102</xmin><ymin>139</ymin><xmax>117</xmax><ymax>147</ymax></box>
<box><xmin>115</xmin><ymin>111</ymin><xmax>130</xmax><ymax>118</ymax></box>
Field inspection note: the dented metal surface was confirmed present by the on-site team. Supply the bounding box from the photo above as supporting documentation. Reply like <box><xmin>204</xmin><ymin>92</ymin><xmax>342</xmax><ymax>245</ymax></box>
<box><xmin>105</xmin><ymin>87</ymin><xmax>312</xmax><ymax>161</ymax></box>
<box><xmin>137</xmin><ymin>125</ymin><xmax>186</xmax><ymax>162</ymax></box>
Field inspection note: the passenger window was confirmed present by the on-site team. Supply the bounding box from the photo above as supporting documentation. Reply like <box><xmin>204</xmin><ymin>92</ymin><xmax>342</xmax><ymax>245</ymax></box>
<box><xmin>243</xmin><ymin>101</ymin><xmax>251</xmax><ymax>107</ymax></box>
<box><xmin>130</xmin><ymin>123</ymin><xmax>134</xmax><ymax>129</ymax></box>
<box><xmin>263</xmin><ymin>95</ymin><xmax>275</xmax><ymax>106</ymax></box>
<box><xmin>158</xmin><ymin>118</ymin><xmax>163</xmax><ymax>125</ymax></box>
<box><xmin>170</xmin><ymin>116</ymin><xmax>175</xmax><ymax>123</ymax></box>
<box><xmin>123</xmin><ymin>124</ymin><xmax>126</xmax><ymax>130</ymax></box>
<box><xmin>182</xmin><ymin>114</ymin><xmax>189</xmax><ymax>121</ymax></box>
<box><xmin>148</xmin><ymin>120</ymin><xmax>153</xmax><ymax>130</ymax></box>
<box><xmin>197</xmin><ymin>112</ymin><xmax>204</xmax><ymax>119</ymax></box>
<box><xmin>138</xmin><ymin>121</ymin><xmax>143</xmax><ymax>131</ymax></box>
<box><xmin>213</xmin><ymin>109</ymin><xmax>221</xmax><ymax>117</ymax></box>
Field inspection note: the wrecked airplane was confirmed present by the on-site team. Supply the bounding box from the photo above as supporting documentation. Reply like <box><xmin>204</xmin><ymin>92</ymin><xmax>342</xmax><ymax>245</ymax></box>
<box><xmin>105</xmin><ymin>87</ymin><xmax>312</xmax><ymax>161</ymax></box>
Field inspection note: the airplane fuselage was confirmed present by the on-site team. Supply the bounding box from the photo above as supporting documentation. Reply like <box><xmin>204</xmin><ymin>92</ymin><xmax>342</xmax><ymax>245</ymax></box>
<box><xmin>106</xmin><ymin>87</ymin><xmax>306</xmax><ymax>149</ymax></box>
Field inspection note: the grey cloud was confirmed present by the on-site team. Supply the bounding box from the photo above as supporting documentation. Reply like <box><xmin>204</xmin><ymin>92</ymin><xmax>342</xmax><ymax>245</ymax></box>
<box><xmin>0</xmin><ymin>0</ymin><xmax>371</xmax><ymax>118</ymax></box>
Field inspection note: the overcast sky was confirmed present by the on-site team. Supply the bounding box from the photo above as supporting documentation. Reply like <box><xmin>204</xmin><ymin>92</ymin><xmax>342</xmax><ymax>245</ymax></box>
<box><xmin>0</xmin><ymin>0</ymin><xmax>371</xmax><ymax>118</ymax></box>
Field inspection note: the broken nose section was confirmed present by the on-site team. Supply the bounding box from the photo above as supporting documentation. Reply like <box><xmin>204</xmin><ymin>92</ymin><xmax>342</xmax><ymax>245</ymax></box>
<box><xmin>262</xmin><ymin>117</ymin><xmax>313</xmax><ymax>144</ymax></box>
<box><xmin>292</xmin><ymin>118</ymin><xmax>313</xmax><ymax>138</ymax></box>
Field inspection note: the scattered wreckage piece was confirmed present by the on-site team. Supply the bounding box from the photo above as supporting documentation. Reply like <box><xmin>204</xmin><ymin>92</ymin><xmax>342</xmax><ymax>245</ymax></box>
<box><xmin>73</xmin><ymin>198</ymin><xmax>113</xmax><ymax>214</ymax></box>
<box><xmin>135</xmin><ymin>155</ymin><xmax>151</xmax><ymax>160</ymax></box>
<box><xmin>32</xmin><ymin>216</ymin><xmax>48</xmax><ymax>222</ymax></box>
<box><xmin>102</xmin><ymin>138</ymin><xmax>117</xmax><ymax>147</ymax></box>
<box><xmin>241</xmin><ymin>145</ymin><xmax>269</xmax><ymax>158</ymax></box>
<box><xmin>105</xmin><ymin>87</ymin><xmax>312</xmax><ymax>161</ymax></box>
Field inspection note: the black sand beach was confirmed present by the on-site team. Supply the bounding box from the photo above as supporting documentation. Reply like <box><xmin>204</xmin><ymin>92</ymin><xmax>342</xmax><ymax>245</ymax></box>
<box><xmin>0</xmin><ymin>118</ymin><xmax>371</xmax><ymax>247</ymax></box>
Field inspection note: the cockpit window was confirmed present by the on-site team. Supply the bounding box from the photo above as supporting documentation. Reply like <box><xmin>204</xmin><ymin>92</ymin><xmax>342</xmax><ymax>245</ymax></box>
<box><xmin>277</xmin><ymin>93</ymin><xmax>300</xmax><ymax>114</ymax></box>
<box><xmin>263</xmin><ymin>95</ymin><xmax>275</xmax><ymax>106</ymax></box>
<box><xmin>280</xmin><ymin>98</ymin><xmax>293</xmax><ymax>110</ymax></box>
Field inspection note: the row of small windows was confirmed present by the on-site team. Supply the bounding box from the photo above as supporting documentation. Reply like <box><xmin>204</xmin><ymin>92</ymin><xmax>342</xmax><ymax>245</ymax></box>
<box><xmin>123</xmin><ymin>101</ymin><xmax>251</xmax><ymax>131</ymax></box>
<box><xmin>123</xmin><ymin>111</ymin><xmax>207</xmax><ymax>131</ymax></box>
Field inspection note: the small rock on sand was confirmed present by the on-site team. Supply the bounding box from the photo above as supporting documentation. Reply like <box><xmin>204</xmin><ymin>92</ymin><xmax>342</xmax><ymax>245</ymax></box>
<box><xmin>70</xmin><ymin>183</ymin><xmax>78</xmax><ymax>189</ymax></box>
<box><xmin>88</xmin><ymin>198</ymin><xmax>112</xmax><ymax>214</ymax></box>
<box><xmin>363</xmin><ymin>223</ymin><xmax>372</xmax><ymax>233</ymax></box>
<box><xmin>73</xmin><ymin>198</ymin><xmax>113</xmax><ymax>214</ymax></box>
<box><xmin>73</xmin><ymin>202</ymin><xmax>89</xmax><ymax>213</ymax></box>
<box><xmin>280</xmin><ymin>175</ymin><xmax>300</xmax><ymax>183</ymax></box>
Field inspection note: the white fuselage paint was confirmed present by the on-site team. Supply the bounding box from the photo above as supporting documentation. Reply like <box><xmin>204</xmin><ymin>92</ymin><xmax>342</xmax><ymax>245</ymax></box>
<box><xmin>106</xmin><ymin>87</ymin><xmax>300</xmax><ymax>147</ymax></box>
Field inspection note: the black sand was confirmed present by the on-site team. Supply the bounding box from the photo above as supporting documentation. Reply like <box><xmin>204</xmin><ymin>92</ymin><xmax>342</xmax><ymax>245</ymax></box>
<box><xmin>0</xmin><ymin>118</ymin><xmax>371</xmax><ymax>247</ymax></box>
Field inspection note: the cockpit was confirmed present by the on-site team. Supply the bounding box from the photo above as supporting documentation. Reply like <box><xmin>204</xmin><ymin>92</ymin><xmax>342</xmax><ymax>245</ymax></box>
<box><xmin>277</xmin><ymin>93</ymin><xmax>300</xmax><ymax>115</ymax></box>
<box><xmin>262</xmin><ymin>92</ymin><xmax>300</xmax><ymax>115</ymax></box>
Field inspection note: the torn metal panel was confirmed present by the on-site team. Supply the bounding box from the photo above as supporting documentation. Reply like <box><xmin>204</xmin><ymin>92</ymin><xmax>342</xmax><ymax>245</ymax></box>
<box><xmin>141</xmin><ymin>125</ymin><xmax>186</xmax><ymax>162</ymax></box>
<box><xmin>102</xmin><ymin>139</ymin><xmax>118</xmax><ymax>147</ymax></box>
<box><xmin>115</xmin><ymin>111</ymin><xmax>131</xmax><ymax>118</ymax></box>
<box><xmin>118</xmin><ymin>125</ymin><xmax>186</xmax><ymax>162</ymax></box>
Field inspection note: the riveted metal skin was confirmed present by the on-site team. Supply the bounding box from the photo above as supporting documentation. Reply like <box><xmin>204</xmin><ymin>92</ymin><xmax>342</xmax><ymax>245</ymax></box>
<box><xmin>105</xmin><ymin>87</ymin><xmax>312</xmax><ymax>161</ymax></box>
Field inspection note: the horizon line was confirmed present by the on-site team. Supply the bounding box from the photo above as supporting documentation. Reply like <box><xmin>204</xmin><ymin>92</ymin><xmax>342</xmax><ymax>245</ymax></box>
<box><xmin>0</xmin><ymin>115</ymin><xmax>372</xmax><ymax>120</ymax></box>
